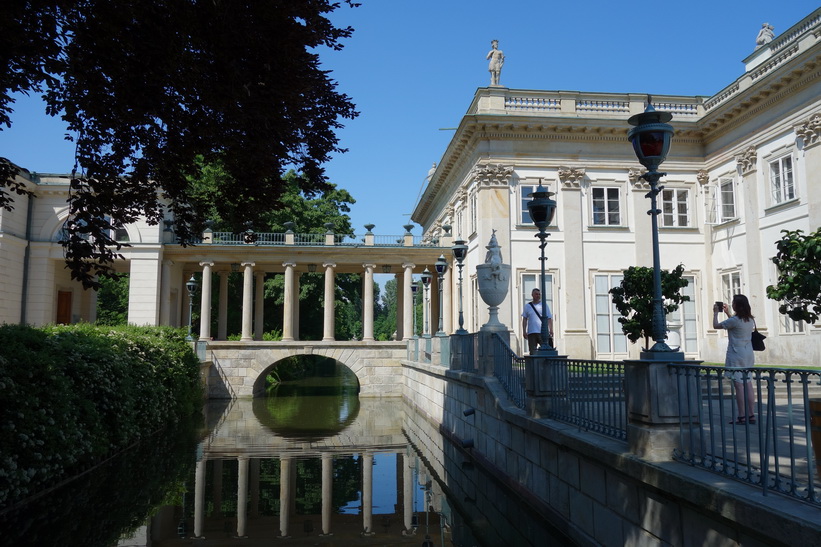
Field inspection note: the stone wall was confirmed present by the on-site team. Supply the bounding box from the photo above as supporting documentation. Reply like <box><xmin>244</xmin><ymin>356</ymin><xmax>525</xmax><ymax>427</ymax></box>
<box><xmin>401</xmin><ymin>357</ymin><xmax>821</xmax><ymax>546</ymax></box>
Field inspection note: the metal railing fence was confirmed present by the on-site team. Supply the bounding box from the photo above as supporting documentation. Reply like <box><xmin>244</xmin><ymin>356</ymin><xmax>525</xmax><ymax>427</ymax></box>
<box><xmin>670</xmin><ymin>364</ymin><xmax>821</xmax><ymax>507</ymax></box>
<box><xmin>491</xmin><ymin>333</ymin><xmax>526</xmax><ymax>409</ymax></box>
<box><xmin>544</xmin><ymin>358</ymin><xmax>627</xmax><ymax>440</ymax></box>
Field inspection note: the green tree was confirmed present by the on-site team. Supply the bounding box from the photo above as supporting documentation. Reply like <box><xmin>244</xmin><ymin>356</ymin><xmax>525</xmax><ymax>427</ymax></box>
<box><xmin>609</xmin><ymin>264</ymin><xmax>690</xmax><ymax>349</ymax></box>
<box><xmin>766</xmin><ymin>227</ymin><xmax>821</xmax><ymax>323</ymax></box>
<box><xmin>0</xmin><ymin>1</ymin><xmax>360</xmax><ymax>287</ymax></box>
<box><xmin>374</xmin><ymin>278</ymin><xmax>397</xmax><ymax>340</ymax></box>
<box><xmin>95</xmin><ymin>274</ymin><xmax>129</xmax><ymax>326</ymax></box>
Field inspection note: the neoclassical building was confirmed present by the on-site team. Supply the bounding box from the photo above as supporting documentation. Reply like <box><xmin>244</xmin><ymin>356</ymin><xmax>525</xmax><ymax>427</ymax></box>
<box><xmin>412</xmin><ymin>8</ymin><xmax>821</xmax><ymax>365</ymax></box>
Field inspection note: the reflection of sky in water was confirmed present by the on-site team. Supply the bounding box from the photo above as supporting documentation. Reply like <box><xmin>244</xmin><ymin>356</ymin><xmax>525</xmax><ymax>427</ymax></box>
<box><xmin>337</xmin><ymin>453</ymin><xmax>426</xmax><ymax>516</ymax></box>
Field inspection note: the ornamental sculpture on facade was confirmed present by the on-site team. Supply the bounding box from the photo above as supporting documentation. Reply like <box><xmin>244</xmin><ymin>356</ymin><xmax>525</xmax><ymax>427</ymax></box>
<box><xmin>696</xmin><ymin>170</ymin><xmax>709</xmax><ymax>185</ymax></box>
<box><xmin>486</xmin><ymin>40</ymin><xmax>505</xmax><ymax>86</ymax></box>
<box><xmin>735</xmin><ymin>146</ymin><xmax>758</xmax><ymax>175</ymax></box>
<box><xmin>794</xmin><ymin>113</ymin><xmax>821</xmax><ymax>149</ymax></box>
<box><xmin>472</xmin><ymin>163</ymin><xmax>514</xmax><ymax>186</ymax></box>
<box><xmin>558</xmin><ymin>166</ymin><xmax>586</xmax><ymax>188</ymax></box>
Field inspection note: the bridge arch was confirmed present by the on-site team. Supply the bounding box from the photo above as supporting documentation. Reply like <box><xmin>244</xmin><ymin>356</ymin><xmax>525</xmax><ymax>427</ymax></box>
<box><xmin>206</xmin><ymin>341</ymin><xmax>407</xmax><ymax>399</ymax></box>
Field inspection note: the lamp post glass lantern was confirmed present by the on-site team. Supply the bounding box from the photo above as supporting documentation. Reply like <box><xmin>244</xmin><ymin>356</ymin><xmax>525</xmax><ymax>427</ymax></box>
<box><xmin>452</xmin><ymin>240</ymin><xmax>468</xmax><ymax>334</ymax></box>
<box><xmin>434</xmin><ymin>255</ymin><xmax>448</xmax><ymax>336</ymax></box>
<box><xmin>420</xmin><ymin>268</ymin><xmax>432</xmax><ymax>336</ymax></box>
<box><xmin>185</xmin><ymin>275</ymin><xmax>198</xmax><ymax>341</ymax></box>
<box><xmin>527</xmin><ymin>181</ymin><xmax>557</xmax><ymax>355</ymax></box>
<box><xmin>627</xmin><ymin>101</ymin><xmax>682</xmax><ymax>360</ymax></box>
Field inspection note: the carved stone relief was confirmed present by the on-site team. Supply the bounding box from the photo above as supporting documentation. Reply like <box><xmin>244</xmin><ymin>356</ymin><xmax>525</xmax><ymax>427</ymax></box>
<box><xmin>735</xmin><ymin>146</ymin><xmax>757</xmax><ymax>175</ymax></box>
<box><xmin>557</xmin><ymin>166</ymin><xmax>586</xmax><ymax>189</ymax></box>
<box><xmin>696</xmin><ymin>170</ymin><xmax>709</xmax><ymax>185</ymax></box>
<box><xmin>794</xmin><ymin>113</ymin><xmax>821</xmax><ymax>149</ymax></box>
<box><xmin>472</xmin><ymin>163</ymin><xmax>514</xmax><ymax>187</ymax></box>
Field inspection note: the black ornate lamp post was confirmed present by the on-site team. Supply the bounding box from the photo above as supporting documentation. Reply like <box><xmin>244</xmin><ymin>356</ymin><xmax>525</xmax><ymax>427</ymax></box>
<box><xmin>411</xmin><ymin>281</ymin><xmax>420</xmax><ymax>338</ymax></box>
<box><xmin>627</xmin><ymin>101</ymin><xmax>682</xmax><ymax>359</ymax></box>
<box><xmin>185</xmin><ymin>275</ymin><xmax>199</xmax><ymax>342</ymax></box>
<box><xmin>451</xmin><ymin>240</ymin><xmax>468</xmax><ymax>335</ymax></box>
<box><xmin>526</xmin><ymin>181</ymin><xmax>558</xmax><ymax>356</ymax></box>
<box><xmin>420</xmin><ymin>268</ymin><xmax>432</xmax><ymax>336</ymax></box>
<box><xmin>434</xmin><ymin>255</ymin><xmax>448</xmax><ymax>336</ymax></box>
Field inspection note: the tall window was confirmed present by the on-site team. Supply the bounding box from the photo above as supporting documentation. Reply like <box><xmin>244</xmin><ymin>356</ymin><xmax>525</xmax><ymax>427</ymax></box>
<box><xmin>718</xmin><ymin>178</ymin><xmax>736</xmax><ymax>222</ymax></box>
<box><xmin>666</xmin><ymin>275</ymin><xmax>697</xmax><ymax>353</ymax></box>
<box><xmin>520</xmin><ymin>184</ymin><xmax>536</xmax><ymax>224</ymax></box>
<box><xmin>721</xmin><ymin>271</ymin><xmax>742</xmax><ymax>306</ymax></box>
<box><xmin>469</xmin><ymin>191</ymin><xmax>477</xmax><ymax>235</ymax></box>
<box><xmin>661</xmin><ymin>189</ymin><xmax>689</xmax><ymax>227</ymax></box>
<box><xmin>591</xmin><ymin>187</ymin><xmax>620</xmax><ymax>226</ymax></box>
<box><xmin>770</xmin><ymin>156</ymin><xmax>795</xmax><ymax>204</ymax></box>
<box><xmin>780</xmin><ymin>312</ymin><xmax>805</xmax><ymax>334</ymax></box>
<box><xmin>594</xmin><ymin>274</ymin><xmax>627</xmax><ymax>355</ymax></box>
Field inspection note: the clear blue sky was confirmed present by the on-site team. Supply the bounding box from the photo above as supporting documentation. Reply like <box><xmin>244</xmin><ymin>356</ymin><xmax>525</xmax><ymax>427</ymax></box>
<box><xmin>1</xmin><ymin>1</ymin><xmax>818</xmax><ymax>238</ymax></box>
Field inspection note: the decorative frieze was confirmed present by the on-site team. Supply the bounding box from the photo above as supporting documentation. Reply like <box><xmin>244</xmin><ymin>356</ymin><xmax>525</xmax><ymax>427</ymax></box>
<box><xmin>794</xmin><ymin>112</ymin><xmax>821</xmax><ymax>149</ymax></box>
<box><xmin>472</xmin><ymin>163</ymin><xmax>514</xmax><ymax>187</ymax></box>
<box><xmin>735</xmin><ymin>146</ymin><xmax>757</xmax><ymax>175</ymax></box>
<box><xmin>557</xmin><ymin>166</ymin><xmax>586</xmax><ymax>188</ymax></box>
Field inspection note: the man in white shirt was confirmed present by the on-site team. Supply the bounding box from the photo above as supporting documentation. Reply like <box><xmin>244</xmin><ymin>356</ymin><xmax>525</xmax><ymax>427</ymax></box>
<box><xmin>521</xmin><ymin>288</ymin><xmax>553</xmax><ymax>355</ymax></box>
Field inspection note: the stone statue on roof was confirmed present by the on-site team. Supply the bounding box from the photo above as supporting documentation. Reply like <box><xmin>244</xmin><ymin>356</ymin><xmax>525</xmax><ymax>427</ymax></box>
<box><xmin>486</xmin><ymin>39</ymin><xmax>505</xmax><ymax>86</ymax></box>
<box><xmin>756</xmin><ymin>23</ymin><xmax>774</xmax><ymax>49</ymax></box>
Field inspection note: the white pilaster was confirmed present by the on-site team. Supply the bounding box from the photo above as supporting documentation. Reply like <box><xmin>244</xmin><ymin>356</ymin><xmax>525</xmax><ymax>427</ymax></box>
<box><xmin>402</xmin><ymin>263</ymin><xmax>416</xmax><ymax>340</ymax></box>
<box><xmin>363</xmin><ymin>264</ymin><xmax>376</xmax><ymax>341</ymax></box>
<box><xmin>198</xmin><ymin>262</ymin><xmax>214</xmax><ymax>341</ymax></box>
<box><xmin>323</xmin><ymin>262</ymin><xmax>336</xmax><ymax>341</ymax></box>
<box><xmin>241</xmin><ymin>262</ymin><xmax>255</xmax><ymax>341</ymax></box>
<box><xmin>282</xmin><ymin>262</ymin><xmax>296</xmax><ymax>341</ymax></box>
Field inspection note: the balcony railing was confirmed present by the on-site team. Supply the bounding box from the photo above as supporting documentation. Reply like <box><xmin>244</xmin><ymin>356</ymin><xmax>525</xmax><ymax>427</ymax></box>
<box><xmin>670</xmin><ymin>364</ymin><xmax>821</xmax><ymax>507</ymax></box>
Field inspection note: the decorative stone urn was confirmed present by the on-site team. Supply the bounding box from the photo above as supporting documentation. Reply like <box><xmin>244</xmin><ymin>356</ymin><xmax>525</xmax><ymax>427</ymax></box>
<box><xmin>476</xmin><ymin>231</ymin><xmax>510</xmax><ymax>331</ymax></box>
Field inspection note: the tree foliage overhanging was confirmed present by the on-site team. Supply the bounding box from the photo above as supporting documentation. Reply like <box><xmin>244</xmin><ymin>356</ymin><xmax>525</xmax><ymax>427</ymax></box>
<box><xmin>0</xmin><ymin>0</ymin><xmax>360</xmax><ymax>288</ymax></box>
<box><xmin>609</xmin><ymin>264</ymin><xmax>690</xmax><ymax>350</ymax></box>
<box><xmin>766</xmin><ymin>228</ymin><xmax>821</xmax><ymax>324</ymax></box>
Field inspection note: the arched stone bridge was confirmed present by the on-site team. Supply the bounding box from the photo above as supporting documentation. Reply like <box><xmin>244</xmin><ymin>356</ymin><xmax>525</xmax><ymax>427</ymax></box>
<box><xmin>203</xmin><ymin>340</ymin><xmax>408</xmax><ymax>398</ymax></box>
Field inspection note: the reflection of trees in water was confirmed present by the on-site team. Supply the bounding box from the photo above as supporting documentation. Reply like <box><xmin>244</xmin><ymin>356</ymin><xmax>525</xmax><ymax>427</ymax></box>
<box><xmin>255</xmin><ymin>356</ymin><xmax>360</xmax><ymax>440</ymax></box>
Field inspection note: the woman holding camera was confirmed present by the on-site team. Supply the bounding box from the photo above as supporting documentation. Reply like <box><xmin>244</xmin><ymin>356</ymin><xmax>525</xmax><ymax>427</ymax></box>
<box><xmin>713</xmin><ymin>294</ymin><xmax>757</xmax><ymax>424</ymax></box>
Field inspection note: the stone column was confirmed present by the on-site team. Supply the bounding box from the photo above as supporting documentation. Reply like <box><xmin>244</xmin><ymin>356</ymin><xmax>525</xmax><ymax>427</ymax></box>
<box><xmin>396</xmin><ymin>273</ymin><xmax>404</xmax><ymax>339</ymax></box>
<box><xmin>794</xmin><ymin>113</ymin><xmax>821</xmax><ymax>231</ymax></box>
<box><xmin>361</xmin><ymin>452</ymin><xmax>375</xmax><ymax>535</ymax></box>
<box><xmin>320</xmin><ymin>454</ymin><xmax>333</xmax><ymax>536</ymax></box>
<box><xmin>402</xmin><ymin>454</ymin><xmax>414</xmax><ymax>534</ymax></box>
<box><xmin>198</xmin><ymin>261</ymin><xmax>214</xmax><ymax>341</ymax></box>
<box><xmin>363</xmin><ymin>264</ymin><xmax>376</xmax><ymax>341</ymax></box>
<box><xmin>193</xmin><ymin>458</ymin><xmax>206</xmax><ymax>538</ymax></box>
<box><xmin>254</xmin><ymin>271</ymin><xmax>265</xmax><ymax>340</ymax></box>
<box><xmin>735</xmin><ymin>146</ymin><xmax>766</xmax><ymax>320</ymax></box>
<box><xmin>218</xmin><ymin>271</ymin><xmax>229</xmax><ymax>340</ymax></box>
<box><xmin>323</xmin><ymin>262</ymin><xmax>336</xmax><ymax>341</ymax></box>
<box><xmin>282</xmin><ymin>262</ymin><xmax>296</xmax><ymax>341</ymax></box>
<box><xmin>236</xmin><ymin>457</ymin><xmax>249</xmax><ymax>538</ymax></box>
<box><xmin>559</xmin><ymin>169</ymin><xmax>589</xmax><ymax>357</ymax></box>
<box><xmin>443</xmin><ymin>265</ymin><xmax>453</xmax><ymax>334</ymax></box>
<box><xmin>279</xmin><ymin>457</ymin><xmax>292</xmax><ymax>538</ymax></box>
<box><xmin>402</xmin><ymin>263</ymin><xmax>415</xmax><ymax>340</ymax></box>
<box><xmin>160</xmin><ymin>259</ymin><xmax>173</xmax><ymax>325</ymax></box>
<box><xmin>240</xmin><ymin>262</ymin><xmax>255</xmax><ymax>341</ymax></box>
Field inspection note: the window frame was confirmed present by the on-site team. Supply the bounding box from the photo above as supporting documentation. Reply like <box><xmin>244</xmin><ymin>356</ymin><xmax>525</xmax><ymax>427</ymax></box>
<box><xmin>661</xmin><ymin>188</ymin><xmax>690</xmax><ymax>227</ymax></box>
<box><xmin>769</xmin><ymin>154</ymin><xmax>796</xmax><ymax>205</ymax></box>
<box><xmin>590</xmin><ymin>186</ymin><xmax>621</xmax><ymax>226</ymax></box>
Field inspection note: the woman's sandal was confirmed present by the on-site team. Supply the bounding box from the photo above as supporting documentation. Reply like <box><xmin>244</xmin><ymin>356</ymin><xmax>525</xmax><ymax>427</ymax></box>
<box><xmin>729</xmin><ymin>416</ymin><xmax>756</xmax><ymax>425</ymax></box>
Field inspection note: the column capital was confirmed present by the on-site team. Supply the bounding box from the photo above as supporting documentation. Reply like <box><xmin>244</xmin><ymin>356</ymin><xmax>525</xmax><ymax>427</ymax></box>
<box><xmin>402</xmin><ymin>262</ymin><xmax>416</xmax><ymax>270</ymax></box>
<box><xmin>795</xmin><ymin>112</ymin><xmax>821</xmax><ymax>149</ymax></box>
<box><xmin>323</xmin><ymin>262</ymin><xmax>337</xmax><ymax>269</ymax></box>
<box><xmin>241</xmin><ymin>261</ymin><xmax>255</xmax><ymax>267</ymax></box>
<box><xmin>199</xmin><ymin>261</ymin><xmax>214</xmax><ymax>268</ymax></box>
<box><xmin>363</xmin><ymin>263</ymin><xmax>376</xmax><ymax>271</ymax></box>
<box><xmin>735</xmin><ymin>145</ymin><xmax>757</xmax><ymax>175</ymax></box>
<box><xmin>558</xmin><ymin>166</ymin><xmax>586</xmax><ymax>188</ymax></box>
<box><xmin>163</xmin><ymin>259</ymin><xmax>174</xmax><ymax>267</ymax></box>
<box><xmin>282</xmin><ymin>261</ymin><xmax>296</xmax><ymax>268</ymax></box>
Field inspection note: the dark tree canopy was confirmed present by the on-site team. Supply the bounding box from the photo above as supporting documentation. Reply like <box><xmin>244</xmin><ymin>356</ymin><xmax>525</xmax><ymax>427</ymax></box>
<box><xmin>0</xmin><ymin>0</ymin><xmax>359</xmax><ymax>287</ymax></box>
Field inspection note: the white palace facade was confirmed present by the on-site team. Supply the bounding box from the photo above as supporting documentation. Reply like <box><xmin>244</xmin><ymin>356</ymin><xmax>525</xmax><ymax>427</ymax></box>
<box><xmin>1</xmin><ymin>9</ymin><xmax>821</xmax><ymax>366</ymax></box>
<box><xmin>411</xmin><ymin>8</ymin><xmax>821</xmax><ymax>365</ymax></box>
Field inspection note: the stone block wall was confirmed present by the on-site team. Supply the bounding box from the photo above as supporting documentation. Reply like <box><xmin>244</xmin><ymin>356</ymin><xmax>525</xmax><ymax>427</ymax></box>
<box><xmin>401</xmin><ymin>357</ymin><xmax>821</xmax><ymax>546</ymax></box>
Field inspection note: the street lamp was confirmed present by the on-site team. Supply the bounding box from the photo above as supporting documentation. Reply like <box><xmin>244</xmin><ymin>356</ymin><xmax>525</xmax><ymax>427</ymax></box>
<box><xmin>526</xmin><ymin>180</ymin><xmax>558</xmax><ymax>356</ymax></box>
<box><xmin>627</xmin><ymin>100</ymin><xmax>682</xmax><ymax>360</ymax></box>
<box><xmin>420</xmin><ymin>268</ymin><xmax>432</xmax><ymax>336</ymax></box>
<box><xmin>185</xmin><ymin>274</ymin><xmax>199</xmax><ymax>342</ymax></box>
<box><xmin>452</xmin><ymin>240</ymin><xmax>468</xmax><ymax>334</ymax></box>
<box><xmin>411</xmin><ymin>281</ymin><xmax>420</xmax><ymax>338</ymax></box>
<box><xmin>434</xmin><ymin>255</ymin><xmax>448</xmax><ymax>336</ymax></box>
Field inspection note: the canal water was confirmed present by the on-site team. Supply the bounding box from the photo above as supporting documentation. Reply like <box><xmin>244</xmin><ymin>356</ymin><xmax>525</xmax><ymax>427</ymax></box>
<box><xmin>0</xmin><ymin>361</ymin><xmax>571</xmax><ymax>546</ymax></box>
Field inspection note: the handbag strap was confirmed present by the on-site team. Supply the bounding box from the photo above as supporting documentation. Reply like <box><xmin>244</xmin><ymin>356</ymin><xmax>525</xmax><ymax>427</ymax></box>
<box><xmin>529</xmin><ymin>302</ymin><xmax>543</xmax><ymax>321</ymax></box>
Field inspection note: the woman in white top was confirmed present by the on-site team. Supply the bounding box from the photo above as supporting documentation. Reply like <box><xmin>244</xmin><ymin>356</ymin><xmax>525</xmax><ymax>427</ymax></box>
<box><xmin>713</xmin><ymin>294</ymin><xmax>756</xmax><ymax>425</ymax></box>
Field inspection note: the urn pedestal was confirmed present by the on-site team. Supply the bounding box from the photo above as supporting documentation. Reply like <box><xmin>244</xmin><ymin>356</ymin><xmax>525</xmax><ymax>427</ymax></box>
<box><xmin>476</xmin><ymin>263</ymin><xmax>511</xmax><ymax>332</ymax></box>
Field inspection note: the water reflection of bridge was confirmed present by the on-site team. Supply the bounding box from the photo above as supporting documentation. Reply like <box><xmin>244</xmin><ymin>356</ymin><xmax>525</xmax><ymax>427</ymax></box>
<box><xmin>167</xmin><ymin>398</ymin><xmax>447</xmax><ymax>545</ymax></box>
